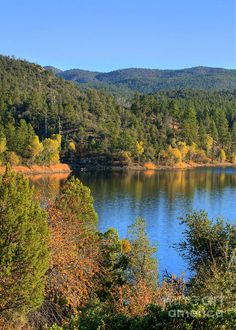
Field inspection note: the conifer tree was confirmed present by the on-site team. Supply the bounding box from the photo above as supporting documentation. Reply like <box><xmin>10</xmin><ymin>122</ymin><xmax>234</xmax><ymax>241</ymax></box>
<box><xmin>181</xmin><ymin>105</ymin><xmax>198</xmax><ymax>145</ymax></box>
<box><xmin>0</xmin><ymin>165</ymin><xmax>49</xmax><ymax>320</ymax></box>
<box><xmin>216</xmin><ymin>109</ymin><xmax>230</xmax><ymax>148</ymax></box>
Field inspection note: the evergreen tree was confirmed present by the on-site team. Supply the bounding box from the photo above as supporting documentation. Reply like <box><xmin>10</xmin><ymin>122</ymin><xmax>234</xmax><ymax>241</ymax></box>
<box><xmin>181</xmin><ymin>105</ymin><xmax>198</xmax><ymax>145</ymax></box>
<box><xmin>209</xmin><ymin>119</ymin><xmax>219</xmax><ymax>141</ymax></box>
<box><xmin>231</xmin><ymin>122</ymin><xmax>236</xmax><ymax>152</ymax></box>
<box><xmin>0</xmin><ymin>166</ymin><xmax>49</xmax><ymax>320</ymax></box>
<box><xmin>15</xmin><ymin>119</ymin><xmax>35</xmax><ymax>158</ymax></box>
<box><xmin>97</xmin><ymin>228</ymin><xmax>128</xmax><ymax>302</ymax></box>
<box><xmin>216</xmin><ymin>109</ymin><xmax>230</xmax><ymax>148</ymax></box>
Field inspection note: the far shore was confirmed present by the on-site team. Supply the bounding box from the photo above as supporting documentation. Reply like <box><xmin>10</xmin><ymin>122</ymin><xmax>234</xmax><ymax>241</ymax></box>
<box><xmin>0</xmin><ymin>161</ymin><xmax>235</xmax><ymax>176</ymax></box>
<box><xmin>72</xmin><ymin>161</ymin><xmax>236</xmax><ymax>172</ymax></box>
<box><xmin>141</xmin><ymin>161</ymin><xmax>235</xmax><ymax>171</ymax></box>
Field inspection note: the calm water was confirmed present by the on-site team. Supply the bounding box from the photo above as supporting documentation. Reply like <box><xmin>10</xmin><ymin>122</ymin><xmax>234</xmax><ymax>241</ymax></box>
<box><xmin>30</xmin><ymin>167</ymin><xmax>236</xmax><ymax>277</ymax></box>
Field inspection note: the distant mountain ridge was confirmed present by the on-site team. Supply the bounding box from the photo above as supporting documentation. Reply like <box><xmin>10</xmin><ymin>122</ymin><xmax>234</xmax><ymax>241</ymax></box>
<box><xmin>45</xmin><ymin>65</ymin><xmax>236</xmax><ymax>97</ymax></box>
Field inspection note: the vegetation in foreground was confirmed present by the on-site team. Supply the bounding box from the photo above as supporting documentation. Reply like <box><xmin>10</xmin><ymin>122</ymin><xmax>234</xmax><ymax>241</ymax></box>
<box><xmin>0</xmin><ymin>55</ymin><xmax>236</xmax><ymax>169</ymax></box>
<box><xmin>0</xmin><ymin>167</ymin><xmax>235</xmax><ymax>329</ymax></box>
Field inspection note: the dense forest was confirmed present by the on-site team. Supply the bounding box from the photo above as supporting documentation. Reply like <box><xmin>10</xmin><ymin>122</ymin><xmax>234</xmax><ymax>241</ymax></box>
<box><xmin>0</xmin><ymin>167</ymin><xmax>235</xmax><ymax>329</ymax></box>
<box><xmin>0</xmin><ymin>55</ymin><xmax>236</xmax><ymax>168</ymax></box>
<box><xmin>47</xmin><ymin>66</ymin><xmax>236</xmax><ymax>98</ymax></box>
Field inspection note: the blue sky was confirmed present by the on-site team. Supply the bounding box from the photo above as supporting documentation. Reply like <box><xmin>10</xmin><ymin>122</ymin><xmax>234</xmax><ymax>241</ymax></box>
<box><xmin>0</xmin><ymin>0</ymin><xmax>235</xmax><ymax>71</ymax></box>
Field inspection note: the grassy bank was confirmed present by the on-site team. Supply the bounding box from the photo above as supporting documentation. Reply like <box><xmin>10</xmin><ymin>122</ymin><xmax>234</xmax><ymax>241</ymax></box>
<box><xmin>0</xmin><ymin>163</ymin><xmax>71</xmax><ymax>175</ymax></box>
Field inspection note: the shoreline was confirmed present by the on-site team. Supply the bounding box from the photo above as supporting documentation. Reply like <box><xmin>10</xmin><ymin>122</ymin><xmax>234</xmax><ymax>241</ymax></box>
<box><xmin>0</xmin><ymin>164</ymin><xmax>72</xmax><ymax>175</ymax></box>
<box><xmin>142</xmin><ymin>161</ymin><xmax>235</xmax><ymax>171</ymax></box>
<box><xmin>0</xmin><ymin>161</ymin><xmax>235</xmax><ymax>176</ymax></box>
<box><xmin>70</xmin><ymin>161</ymin><xmax>236</xmax><ymax>173</ymax></box>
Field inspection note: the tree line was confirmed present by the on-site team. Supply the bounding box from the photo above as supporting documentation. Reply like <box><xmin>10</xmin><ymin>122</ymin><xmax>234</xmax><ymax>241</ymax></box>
<box><xmin>0</xmin><ymin>167</ymin><xmax>235</xmax><ymax>329</ymax></box>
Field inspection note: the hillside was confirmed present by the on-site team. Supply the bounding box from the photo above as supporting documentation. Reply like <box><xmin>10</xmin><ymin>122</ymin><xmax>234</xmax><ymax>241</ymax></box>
<box><xmin>44</xmin><ymin>65</ymin><xmax>63</xmax><ymax>75</ymax></box>
<box><xmin>45</xmin><ymin>66</ymin><xmax>236</xmax><ymax>97</ymax></box>
<box><xmin>0</xmin><ymin>55</ymin><xmax>236</xmax><ymax>167</ymax></box>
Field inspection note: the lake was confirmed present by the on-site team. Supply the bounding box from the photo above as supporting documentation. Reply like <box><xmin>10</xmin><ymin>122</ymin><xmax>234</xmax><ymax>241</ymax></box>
<box><xmin>30</xmin><ymin>167</ymin><xmax>236</xmax><ymax>277</ymax></box>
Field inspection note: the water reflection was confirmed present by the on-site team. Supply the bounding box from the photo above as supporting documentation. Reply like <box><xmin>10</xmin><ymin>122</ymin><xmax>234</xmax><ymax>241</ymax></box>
<box><xmin>30</xmin><ymin>173</ymin><xmax>70</xmax><ymax>205</ymax></box>
<box><xmin>29</xmin><ymin>167</ymin><xmax>236</xmax><ymax>276</ymax></box>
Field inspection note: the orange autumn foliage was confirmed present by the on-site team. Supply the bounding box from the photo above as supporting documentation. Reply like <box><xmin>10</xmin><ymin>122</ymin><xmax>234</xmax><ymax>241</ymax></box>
<box><xmin>143</xmin><ymin>162</ymin><xmax>157</xmax><ymax>170</ymax></box>
<box><xmin>113</xmin><ymin>277</ymin><xmax>185</xmax><ymax>317</ymax></box>
<box><xmin>112</xmin><ymin>280</ymin><xmax>157</xmax><ymax>316</ymax></box>
<box><xmin>47</xmin><ymin>205</ymin><xmax>100</xmax><ymax>309</ymax></box>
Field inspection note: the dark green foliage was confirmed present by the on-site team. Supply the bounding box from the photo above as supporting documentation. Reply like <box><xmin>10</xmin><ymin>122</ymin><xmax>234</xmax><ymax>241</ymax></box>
<box><xmin>0</xmin><ymin>55</ymin><xmax>123</xmax><ymax>159</ymax></box>
<box><xmin>215</xmin><ymin>109</ymin><xmax>231</xmax><ymax>148</ymax></box>
<box><xmin>97</xmin><ymin>228</ymin><xmax>128</xmax><ymax>301</ymax></box>
<box><xmin>178</xmin><ymin>211</ymin><xmax>236</xmax><ymax>302</ymax></box>
<box><xmin>0</xmin><ymin>166</ymin><xmax>49</xmax><ymax>319</ymax></box>
<box><xmin>58</xmin><ymin>176</ymin><xmax>98</xmax><ymax>229</ymax></box>
<box><xmin>132</xmin><ymin>303</ymin><xmax>236</xmax><ymax>330</ymax></box>
<box><xmin>178</xmin><ymin>210</ymin><xmax>236</xmax><ymax>272</ymax></box>
<box><xmin>129</xmin><ymin>90</ymin><xmax>236</xmax><ymax>159</ymax></box>
<box><xmin>181</xmin><ymin>105</ymin><xmax>198</xmax><ymax>144</ymax></box>
<box><xmin>127</xmin><ymin>218</ymin><xmax>158</xmax><ymax>287</ymax></box>
<box><xmin>73</xmin><ymin>302</ymin><xmax>236</xmax><ymax>330</ymax></box>
<box><xmin>5</xmin><ymin>119</ymin><xmax>35</xmax><ymax>158</ymax></box>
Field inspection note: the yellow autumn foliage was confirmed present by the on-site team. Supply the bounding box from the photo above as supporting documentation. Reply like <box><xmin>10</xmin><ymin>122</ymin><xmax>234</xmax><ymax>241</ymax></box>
<box><xmin>178</xmin><ymin>141</ymin><xmax>189</xmax><ymax>160</ymax></box>
<box><xmin>42</xmin><ymin>136</ymin><xmax>61</xmax><ymax>165</ymax></box>
<box><xmin>0</xmin><ymin>137</ymin><xmax>7</xmax><ymax>154</ymax></box>
<box><xmin>28</xmin><ymin>136</ymin><xmax>43</xmax><ymax>162</ymax></box>
<box><xmin>68</xmin><ymin>141</ymin><xmax>76</xmax><ymax>152</ymax></box>
<box><xmin>167</xmin><ymin>146</ymin><xmax>182</xmax><ymax>163</ymax></box>
<box><xmin>219</xmin><ymin>149</ymin><xmax>226</xmax><ymax>163</ymax></box>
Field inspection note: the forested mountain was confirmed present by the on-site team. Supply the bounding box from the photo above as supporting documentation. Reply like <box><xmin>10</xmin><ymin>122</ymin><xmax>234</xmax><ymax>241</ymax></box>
<box><xmin>0</xmin><ymin>55</ymin><xmax>236</xmax><ymax>166</ymax></box>
<box><xmin>45</xmin><ymin>65</ymin><xmax>236</xmax><ymax>97</ymax></box>
<box><xmin>44</xmin><ymin>65</ymin><xmax>63</xmax><ymax>75</ymax></box>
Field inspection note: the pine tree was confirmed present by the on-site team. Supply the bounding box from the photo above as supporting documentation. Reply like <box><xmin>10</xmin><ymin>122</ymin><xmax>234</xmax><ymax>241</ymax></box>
<box><xmin>182</xmin><ymin>105</ymin><xmax>198</xmax><ymax>145</ymax></box>
<box><xmin>231</xmin><ymin>122</ymin><xmax>236</xmax><ymax>152</ymax></box>
<box><xmin>0</xmin><ymin>165</ymin><xmax>49</xmax><ymax>320</ymax></box>
<box><xmin>15</xmin><ymin>120</ymin><xmax>35</xmax><ymax>158</ymax></box>
<box><xmin>209</xmin><ymin>120</ymin><xmax>218</xmax><ymax>141</ymax></box>
<box><xmin>216</xmin><ymin>109</ymin><xmax>230</xmax><ymax>148</ymax></box>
